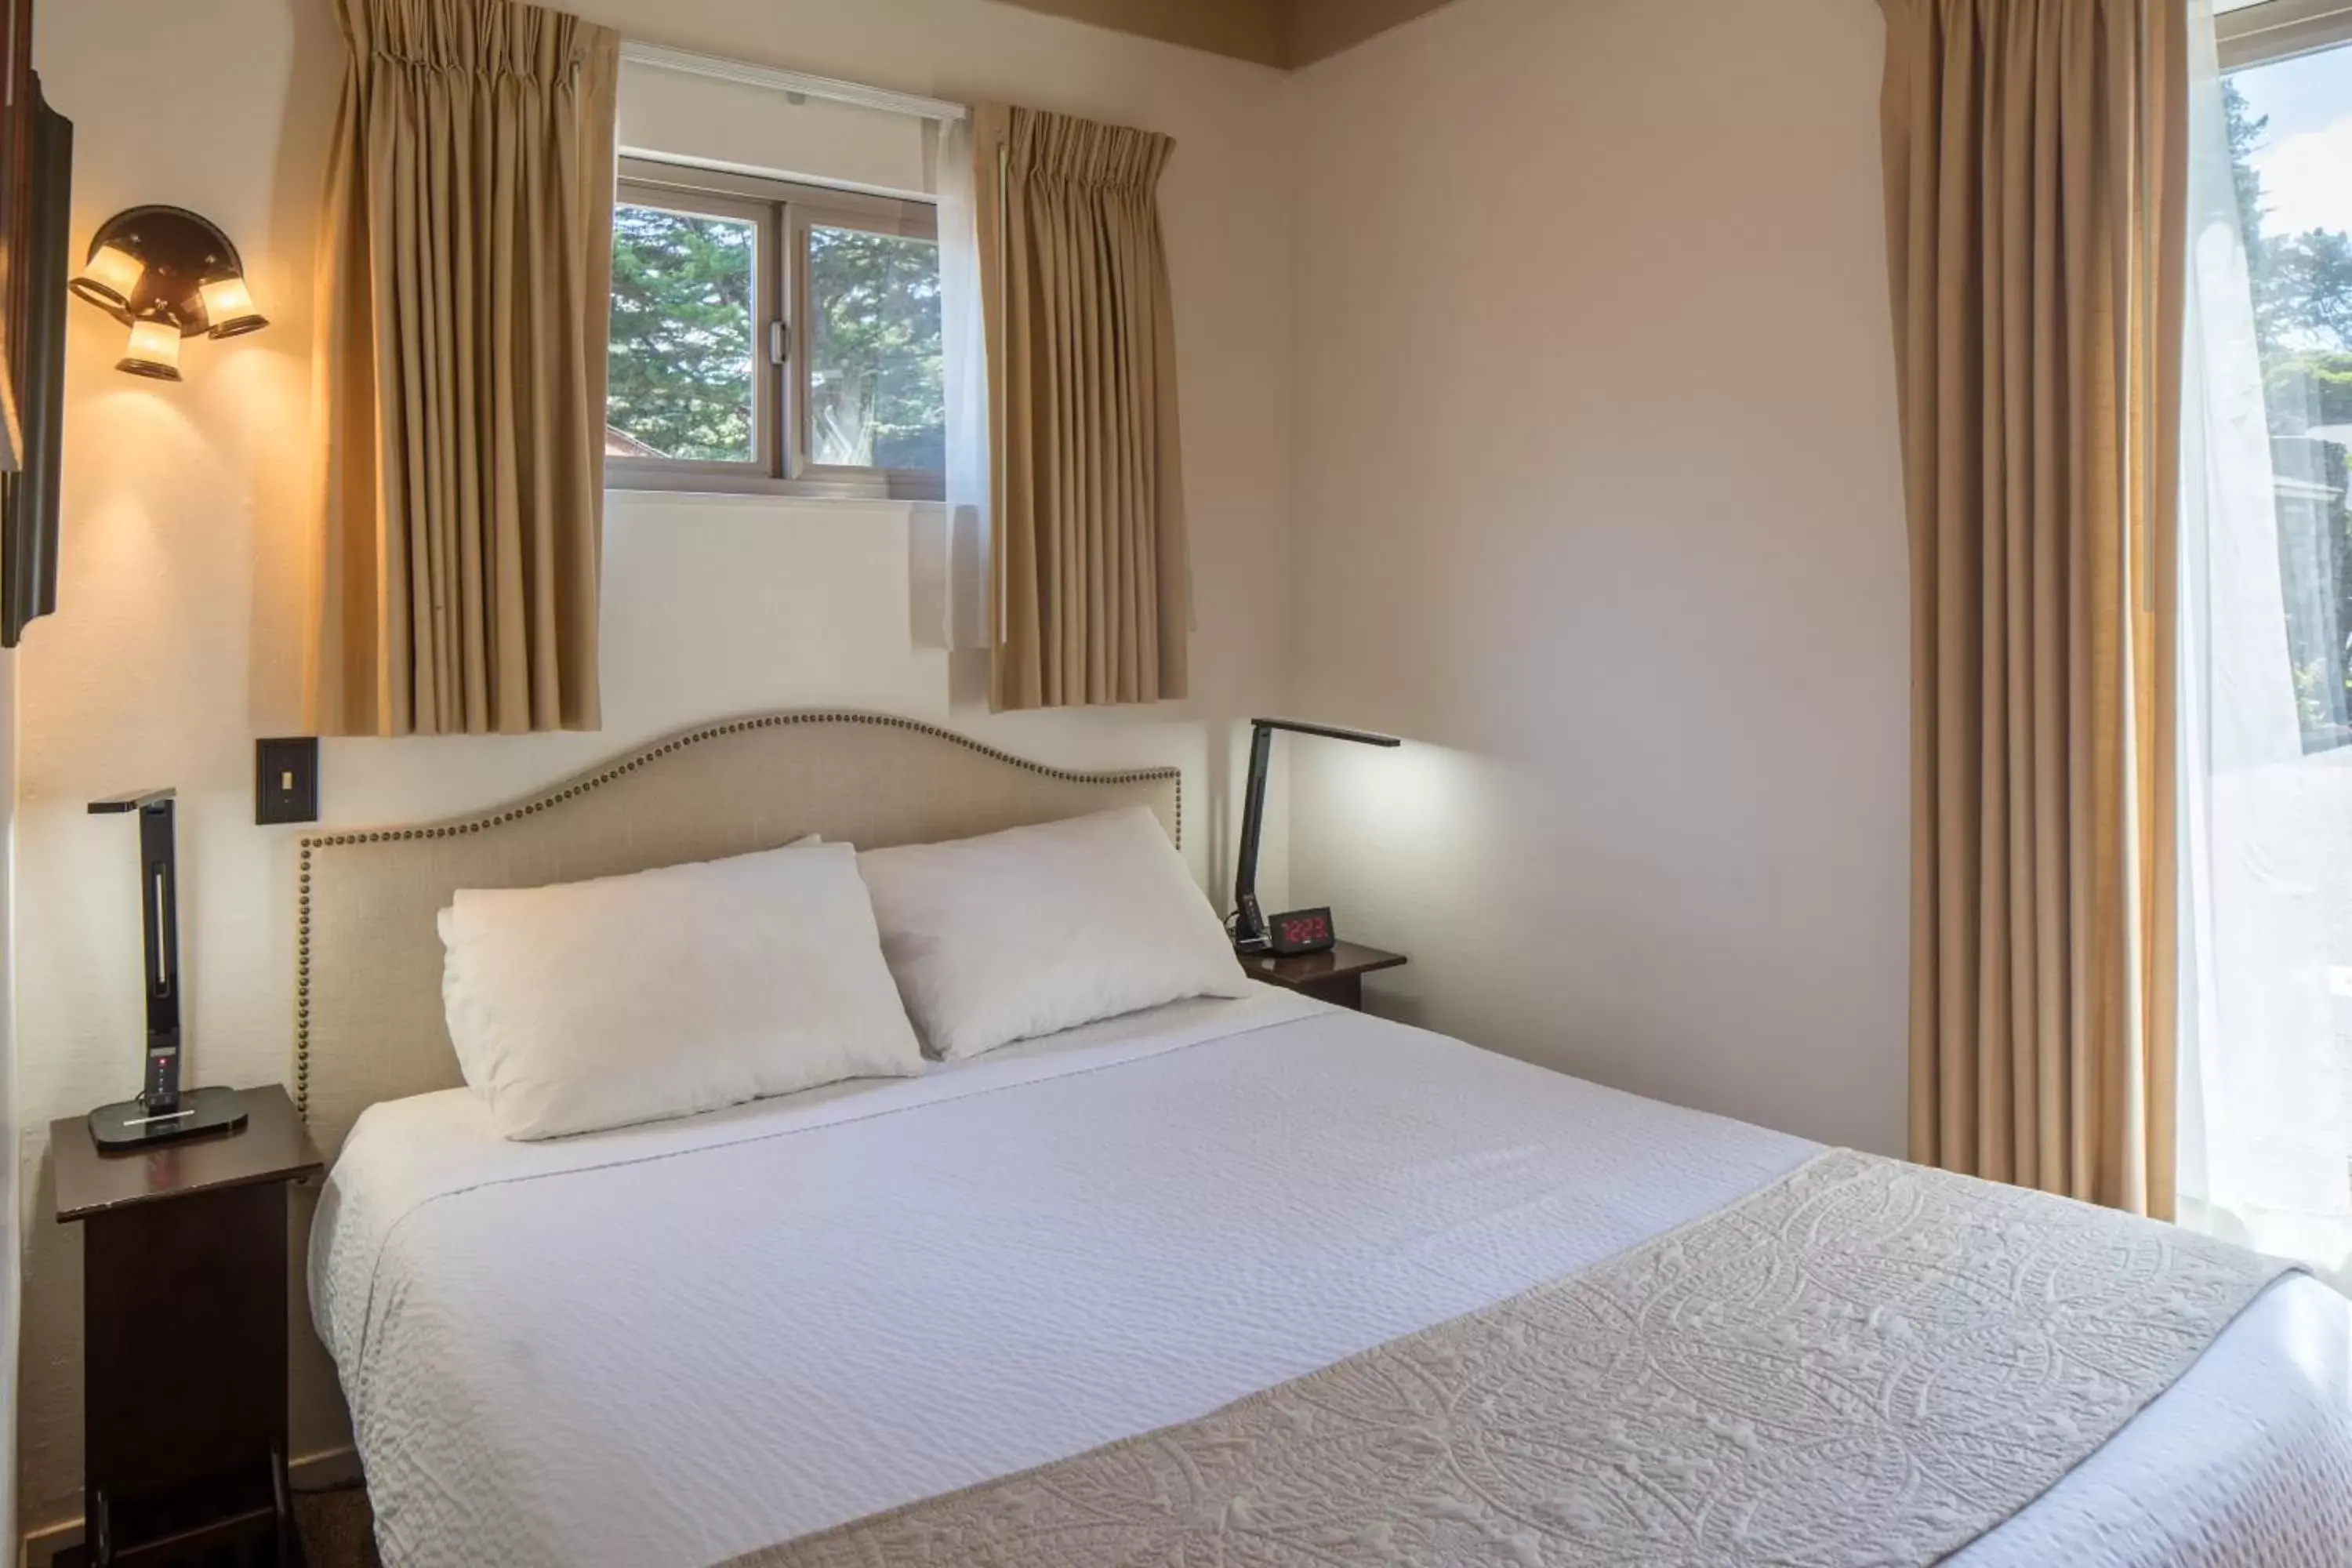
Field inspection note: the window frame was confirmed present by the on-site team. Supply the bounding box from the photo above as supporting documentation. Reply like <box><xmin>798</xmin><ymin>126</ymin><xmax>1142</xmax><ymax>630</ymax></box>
<box><xmin>2220</xmin><ymin>0</ymin><xmax>2352</xmax><ymax>71</ymax></box>
<box><xmin>607</xmin><ymin>177</ymin><xmax>779</xmax><ymax>485</ymax></box>
<box><xmin>792</xmin><ymin>195</ymin><xmax>950</xmax><ymax>492</ymax></box>
<box><xmin>606</xmin><ymin>158</ymin><xmax>946</xmax><ymax>503</ymax></box>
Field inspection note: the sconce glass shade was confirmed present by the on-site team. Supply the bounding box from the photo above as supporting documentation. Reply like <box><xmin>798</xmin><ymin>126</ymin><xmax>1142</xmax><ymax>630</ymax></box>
<box><xmin>71</xmin><ymin>207</ymin><xmax>269</xmax><ymax>378</ymax></box>
<box><xmin>198</xmin><ymin>274</ymin><xmax>267</xmax><ymax>339</ymax></box>
<box><xmin>69</xmin><ymin>244</ymin><xmax>146</xmax><ymax>312</ymax></box>
<box><xmin>117</xmin><ymin>318</ymin><xmax>183</xmax><ymax>382</ymax></box>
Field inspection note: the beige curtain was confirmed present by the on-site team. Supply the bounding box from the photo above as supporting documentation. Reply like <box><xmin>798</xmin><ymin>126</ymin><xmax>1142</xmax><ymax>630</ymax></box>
<box><xmin>312</xmin><ymin>0</ymin><xmax>617</xmax><ymax>736</ymax></box>
<box><xmin>1879</xmin><ymin>0</ymin><xmax>2187</xmax><ymax>1216</ymax></box>
<box><xmin>975</xmin><ymin>103</ymin><xmax>1190</xmax><ymax>712</ymax></box>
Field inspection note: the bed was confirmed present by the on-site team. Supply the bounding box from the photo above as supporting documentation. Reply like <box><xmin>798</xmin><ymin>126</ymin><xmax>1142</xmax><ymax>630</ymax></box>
<box><xmin>299</xmin><ymin>713</ymin><xmax>2352</xmax><ymax>1568</ymax></box>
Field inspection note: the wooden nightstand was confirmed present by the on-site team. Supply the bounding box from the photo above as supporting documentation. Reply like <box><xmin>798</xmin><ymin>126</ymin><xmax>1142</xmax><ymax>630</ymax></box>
<box><xmin>53</xmin><ymin>1084</ymin><xmax>323</xmax><ymax>1568</ymax></box>
<box><xmin>1239</xmin><ymin>941</ymin><xmax>1406</xmax><ymax>1012</ymax></box>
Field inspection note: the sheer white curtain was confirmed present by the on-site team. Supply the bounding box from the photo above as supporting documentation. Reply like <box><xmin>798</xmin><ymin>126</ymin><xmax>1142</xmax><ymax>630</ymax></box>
<box><xmin>2177</xmin><ymin>0</ymin><xmax>2352</xmax><ymax>1287</ymax></box>
<box><xmin>936</xmin><ymin>114</ymin><xmax>991</xmax><ymax>655</ymax></box>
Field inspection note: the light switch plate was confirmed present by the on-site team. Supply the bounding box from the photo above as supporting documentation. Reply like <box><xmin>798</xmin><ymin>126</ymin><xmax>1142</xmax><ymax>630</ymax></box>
<box><xmin>256</xmin><ymin>736</ymin><xmax>320</xmax><ymax>826</ymax></box>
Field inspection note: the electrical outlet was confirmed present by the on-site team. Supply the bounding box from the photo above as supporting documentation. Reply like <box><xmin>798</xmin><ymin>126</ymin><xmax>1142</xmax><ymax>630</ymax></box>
<box><xmin>256</xmin><ymin>737</ymin><xmax>320</xmax><ymax>826</ymax></box>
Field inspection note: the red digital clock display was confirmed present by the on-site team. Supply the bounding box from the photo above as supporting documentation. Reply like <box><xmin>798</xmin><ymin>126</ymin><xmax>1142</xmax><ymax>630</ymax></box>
<box><xmin>1268</xmin><ymin>907</ymin><xmax>1337</xmax><ymax>956</ymax></box>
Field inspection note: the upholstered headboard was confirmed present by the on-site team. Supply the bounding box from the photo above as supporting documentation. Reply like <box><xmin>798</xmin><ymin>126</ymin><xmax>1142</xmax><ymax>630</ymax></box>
<box><xmin>296</xmin><ymin>712</ymin><xmax>1181</xmax><ymax>1156</ymax></box>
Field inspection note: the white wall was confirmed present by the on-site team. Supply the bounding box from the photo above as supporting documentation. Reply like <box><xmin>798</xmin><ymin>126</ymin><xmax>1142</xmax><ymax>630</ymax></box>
<box><xmin>1283</xmin><ymin>0</ymin><xmax>1911</xmax><ymax>1153</ymax></box>
<box><xmin>16</xmin><ymin>0</ymin><xmax>1294</xmax><ymax>1537</ymax></box>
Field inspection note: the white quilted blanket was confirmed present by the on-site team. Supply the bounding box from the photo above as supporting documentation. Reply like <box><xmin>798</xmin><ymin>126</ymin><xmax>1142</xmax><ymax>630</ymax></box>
<box><xmin>311</xmin><ymin>994</ymin><xmax>2352</xmax><ymax>1567</ymax></box>
<box><xmin>739</xmin><ymin>1149</ymin><xmax>2307</xmax><ymax>1567</ymax></box>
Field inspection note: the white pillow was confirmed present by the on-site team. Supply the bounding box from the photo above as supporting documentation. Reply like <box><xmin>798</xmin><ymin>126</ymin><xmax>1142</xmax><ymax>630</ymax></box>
<box><xmin>858</xmin><ymin>807</ymin><xmax>1251</xmax><ymax>1060</ymax></box>
<box><xmin>436</xmin><ymin>834</ymin><xmax>822</xmax><ymax>1063</ymax></box>
<box><xmin>437</xmin><ymin>840</ymin><xmax>922</xmax><ymax>1140</ymax></box>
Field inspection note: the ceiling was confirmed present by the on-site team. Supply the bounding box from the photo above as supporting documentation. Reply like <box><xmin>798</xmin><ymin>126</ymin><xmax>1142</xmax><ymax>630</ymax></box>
<box><xmin>991</xmin><ymin>0</ymin><xmax>1463</xmax><ymax>68</ymax></box>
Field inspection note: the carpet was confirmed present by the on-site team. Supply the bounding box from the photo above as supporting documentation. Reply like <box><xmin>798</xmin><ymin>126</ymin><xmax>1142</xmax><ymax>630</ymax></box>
<box><xmin>293</xmin><ymin>1486</ymin><xmax>381</xmax><ymax>1568</ymax></box>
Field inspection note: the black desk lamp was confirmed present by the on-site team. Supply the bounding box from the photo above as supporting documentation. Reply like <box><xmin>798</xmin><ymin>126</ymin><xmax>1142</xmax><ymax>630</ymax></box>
<box><xmin>1231</xmin><ymin>718</ymin><xmax>1401</xmax><ymax>955</ymax></box>
<box><xmin>86</xmin><ymin>789</ymin><xmax>248</xmax><ymax>1150</ymax></box>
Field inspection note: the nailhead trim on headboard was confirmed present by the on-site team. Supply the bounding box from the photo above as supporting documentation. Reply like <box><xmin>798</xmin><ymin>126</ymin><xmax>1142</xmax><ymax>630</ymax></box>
<box><xmin>293</xmin><ymin>711</ymin><xmax>1185</xmax><ymax>1120</ymax></box>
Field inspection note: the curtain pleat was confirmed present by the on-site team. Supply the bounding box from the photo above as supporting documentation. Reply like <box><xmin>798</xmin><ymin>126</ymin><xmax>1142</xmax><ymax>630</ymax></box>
<box><xmin>311</xmin><ymin>0</ymin><xmax>616</xmax><ymax>736</ymax></box>
<box><xmin>1879</xmin><ymin>0</ymin><xmax>2186</xmax><ymax>1215</ymax></box>
<box><xmin>976</xmin><ymin>103</ymin><xmax>1190</xmax><ymax>712</ymax></box>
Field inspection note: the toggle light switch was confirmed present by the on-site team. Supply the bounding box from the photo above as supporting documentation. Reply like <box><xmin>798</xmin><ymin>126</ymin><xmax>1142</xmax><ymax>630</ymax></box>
<box><xmin>255</xmin><ymin>737</ymin><xmax>320</xmax><ymax>826</ymax></box>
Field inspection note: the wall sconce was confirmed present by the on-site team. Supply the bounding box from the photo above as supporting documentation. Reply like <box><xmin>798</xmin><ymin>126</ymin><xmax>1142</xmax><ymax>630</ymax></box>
<box><xmin>68</xmin><ymin>205</ymin><xmax>267</xmax><ymax>382</ymax></box>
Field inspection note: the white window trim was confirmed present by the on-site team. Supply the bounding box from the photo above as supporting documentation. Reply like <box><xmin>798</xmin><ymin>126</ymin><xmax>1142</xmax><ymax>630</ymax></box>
<box><xmin>617</xmin><ymin>42</ymin><xmax>968</xmax><ymax>126</ymax></box>
<box><xmin>2220</xmin><ymin>0</ymin><xmax>2352</xmax><ymax>71</ymax></box>
<box><xmin>607</xmin><ymin>158</ymin><xmax>946</xmax><ymax>504</ymax></box>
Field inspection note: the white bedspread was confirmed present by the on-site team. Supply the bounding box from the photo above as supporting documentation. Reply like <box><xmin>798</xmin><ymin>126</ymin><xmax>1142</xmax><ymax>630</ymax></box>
<box><xmin>312</xmin><ymin>994</ymin><xmax>2352</xmax><ymax>1568</ymax></box>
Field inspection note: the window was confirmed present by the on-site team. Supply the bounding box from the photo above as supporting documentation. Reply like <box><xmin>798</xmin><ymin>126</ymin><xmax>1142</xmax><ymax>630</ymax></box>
<box><xmin>2221</xmin><ymin>19</ymin><xmax>2352</xmax><ymax>750</ymax></box>
<box><xmin>2219</xmin><ymin>0</ymin><xmax>2352</xmax><ymax>72</ymax></box>
<box><xmin>2212</xmin><ymin>5</ymin><xmax>2352</xmax><ymax>1214</ymax></box>
<box><xmin>608</xmin><ymin>194</ymin><xmax>764</xmax><ymax>468</ymax></box>
<box><xmin>606</xmin><ymin>160</ymin><xmax>944</xmax><ymax>500</ymax></box>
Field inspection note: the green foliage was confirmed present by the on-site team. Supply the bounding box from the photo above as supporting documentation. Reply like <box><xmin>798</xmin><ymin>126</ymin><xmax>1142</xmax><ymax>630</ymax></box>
<box><xmin>608</xmin><ymin>205</ymin><xmax>757</xmax><ymax>463</ymax></box>
<box><xmin>2227</xmin><ymin>81</ymin><xmax>2352</xmax><ymax>746</ymax></box>
<box><xmin>2230</xmin><ymin>82</ymin><xmax>2352</xmax><ymax>367</ymax></box>
<box><xmin>2227</xmin><ymin>82</ymin><xmax>2278</xmax><ymax>331</ymax></box>
<box><xmin>807</xmin><ymin>226</ymin><xmax>945</xmax><ymax>473</ymax></box>
<box><xmin>2266</xmin><ymin>350</ymin><xmax>2352</xmax><ymax>432</ymax></box>
<box><xmin>2269</xmin><ymin>230</ymin><xmax>2352</xmax><ymax>351</ymax></box>
<box><xmin>605</xmin><ymin>201</ymin><xmax>947</xmax><ymax>475</ymax></box>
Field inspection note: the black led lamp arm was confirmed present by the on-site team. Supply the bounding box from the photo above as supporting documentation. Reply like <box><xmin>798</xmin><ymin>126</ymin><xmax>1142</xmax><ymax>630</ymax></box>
<box><xmin>84</xmin><ymin>791</ymin><xmax>249</xmax><ymax>1150</ymax></box>
<box><xmin>88</xmin><ymin>789</ymin><xmax>183</xmax><ymax>1113</ymax></box>
<box><xmin>1231</xmin><ymin>718</ymin><xmax>1401</xmax><ymax>953</ymax></box>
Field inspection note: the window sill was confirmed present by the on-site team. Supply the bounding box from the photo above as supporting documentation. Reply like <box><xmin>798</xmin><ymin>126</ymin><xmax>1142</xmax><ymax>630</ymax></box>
<box><xmin>605</xmin><ymin>470</ymin><xmax>946</xmax><ymax>506</ymax></box>
<box><xmin>604</xmin><ymin>484</ymin><xmax>946</xmax><ymax>514</ymax></box>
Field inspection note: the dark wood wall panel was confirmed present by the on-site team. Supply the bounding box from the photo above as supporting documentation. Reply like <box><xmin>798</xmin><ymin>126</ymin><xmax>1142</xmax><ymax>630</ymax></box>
<box><xmin>0</xmin><ymin>0</ymin><xmax>35</xmax><ymax>472</ymax></box>
<box><xmin>1285</xmin><ymin>0</ymin><xmax>1461</xmax><ymax>65</ymax></box>
<box><xmin>985</xmin><ymin>0</ymin><xmax>1463</xmax><ymax>68</ymax></box>
<box><xmin>987</xmin><ymin>0</ymin><xmax>1287</xmax><ymax>66</ymax></box>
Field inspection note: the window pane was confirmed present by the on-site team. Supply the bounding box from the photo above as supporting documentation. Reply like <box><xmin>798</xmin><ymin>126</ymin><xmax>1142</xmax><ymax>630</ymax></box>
<box><xmin>2223</xmin><ymin>44</ymin><xmax>2352</xmax><ymax>1196</ymax></box>
<box><xmin>806</xmin><ymin>224</ymin><xmax>945</xmax><ymax>472</ymax></box>
<box><xmin>2225</xmin><ymin>49</ymin><xmax>2352</xmax><ymax>753</ymax></box>
<box><xmin>608</xmin><ymin>204</ymin><xmax>759</xmax><ymax>464</ymax></box>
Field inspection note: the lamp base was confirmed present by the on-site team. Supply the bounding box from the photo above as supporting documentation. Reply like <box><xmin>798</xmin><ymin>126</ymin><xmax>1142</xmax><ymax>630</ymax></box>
<box><xmin>88</xmin><ymin>1085</ymin><xmax>249</xmax><ymax>1152</ymax></box>
<box><xmin>1232</xmin><ymin>891</ymin><xmax>1272</xmax><ymax>955</ymax></box>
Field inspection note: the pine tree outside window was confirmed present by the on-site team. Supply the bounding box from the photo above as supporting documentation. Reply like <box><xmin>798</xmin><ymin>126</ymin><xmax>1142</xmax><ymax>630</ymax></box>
<box><xmin>605</xmin><ymin>161</ymin><xmax>945</xmax><ymax>501</ymax></box>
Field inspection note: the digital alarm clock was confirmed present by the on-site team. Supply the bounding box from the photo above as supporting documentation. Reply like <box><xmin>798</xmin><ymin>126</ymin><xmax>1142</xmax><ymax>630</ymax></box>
<box><xmin>1266</xmin><ymin>906</ymin><xmax>1338</xmax><ymax>956</ymax></box>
